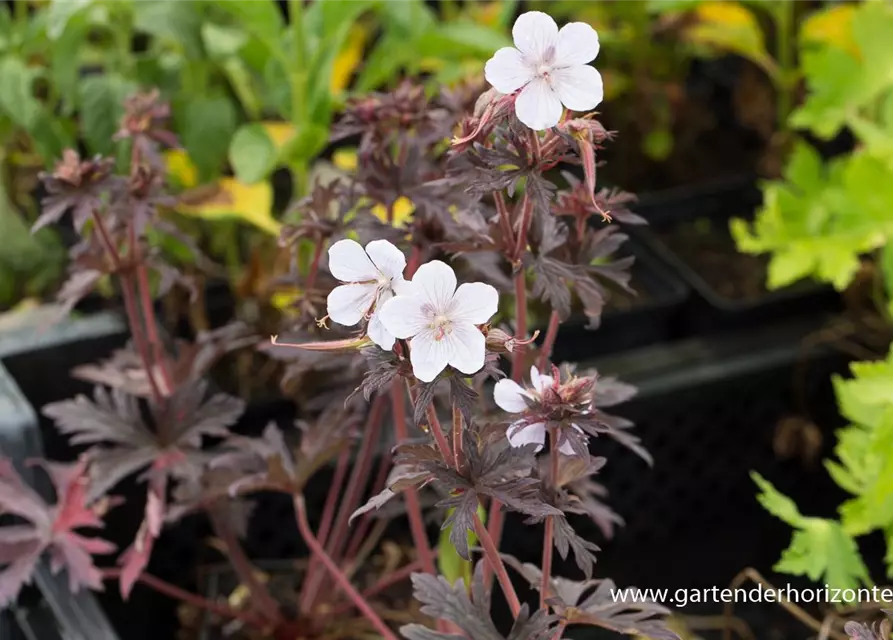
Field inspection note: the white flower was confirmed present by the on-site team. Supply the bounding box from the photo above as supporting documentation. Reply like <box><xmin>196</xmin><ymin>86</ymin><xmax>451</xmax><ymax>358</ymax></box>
<box><xmin>378</xmin><ymin>260</ymin><xmax>498</xmax><ymax>383</ymax></box>
<box><xmin>326</xmin><ymin>239</ymin><xmax>410</xmax><ymax>350</ymax></box>
<box><xmin>494</xmin><ymin>366</ymin><xmax>584</xmax><ymax>455</ymax></box>
<box><xmin>484</xmin><ymin>11</ymin><xmax>603</xmax><ymax>131</ymax></box>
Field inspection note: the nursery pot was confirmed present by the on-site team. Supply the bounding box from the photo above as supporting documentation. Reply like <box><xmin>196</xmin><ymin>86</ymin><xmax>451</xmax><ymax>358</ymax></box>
<box><xmin>631</xmin><ymin>175</ymin><xmax>842</xmax><ymax>336</ymax></box>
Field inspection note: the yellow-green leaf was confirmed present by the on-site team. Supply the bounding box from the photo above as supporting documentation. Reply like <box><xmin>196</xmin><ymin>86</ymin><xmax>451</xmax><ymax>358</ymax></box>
<box><xmin>177</xmin><ymin>178</ymin><xmax>281</xmax><ymax>236</ymax></box>
<box><xmin>371</xmin><ymin>196</ymin><xmax>416</xmax><ymax>228</ymax></box>
<box><xmin>799</xmin><ymin>4</ymin><xmax>858</xmax><ymax>58</ymax></box>
<box><xmin>686</xmin><ymin>2</ymin><xmax>775</xmax><ymax>79</ymax></box>
<box><xmin>331</xmin><ymin>24</ymin><xmax>367</xmax><ymax>94</ymax></box>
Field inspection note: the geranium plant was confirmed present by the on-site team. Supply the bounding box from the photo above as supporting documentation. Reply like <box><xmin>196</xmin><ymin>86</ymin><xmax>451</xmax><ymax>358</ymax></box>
<box><xmin>4</xmin><ymin>10</ymin><xmax>680</xmax><ymax>640</ymax></box>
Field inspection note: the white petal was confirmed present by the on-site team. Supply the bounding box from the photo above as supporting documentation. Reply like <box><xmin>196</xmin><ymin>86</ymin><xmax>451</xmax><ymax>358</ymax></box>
<box><xmin>378</xmin><ymin>294</ymin><xmax>429</xmax><ymax>339</ymax></box>
<box><xmin>445</xmin><ymin>323</ymin><xmax>486</xmax><ymax>376</ymax></box>
<box><xmin>367</xmin><ymin>311</ymin><xmax>395</xmax><ymax>350</ymax></box>
<box><xmin>515</xmin><ymin>78</ymin><xmax>563</xmax><ymax>131</ymax></box>
<box><xmin>507</xmin><ymin>421</ymin><xmax>546</xmax><ymax>452</ymax></box>
<box><xmin>553</xmin><ymin>65</ymin><xmax>604</xmax><ymax>112</ymax></box>
<box><xmin>409</xmin><ymin>329</ymin><xmax>451</xmax><ymax>382</ymax></box>
<box><xmin>485</xmin><ymin>47</ymin><xmax>533</xmax><ymax>94</ymax></box>
<box><xmin>530</xmin><ymin>366</ymin><xmax>553</xmax><ymax>393</ymax></box>
<box><xmin>328</xmin><ymin>239</ymin><xmax>378</xmax><ymax>282</ymax></box>
<box><xmin>365</xmin><ymin>239</ymin><xmax>406</xmax><ymax>281</ymax></box>
<box><xmin>327</xmin><ymin>284</ymin><xmax>376</xmax><ymax>327</ymax></box>
<box><xmin>555</xmin><ymin>22</ymin><xmax>600</xmax><ymax>67</ymax></box>
<box><xmin>449</xmin><ymin>282</ymin><xmax>499</xmax><ymax>325</ymax></box>
<box><xmin>412</xmin><ymin>260</ymin><xmax>456</xmax><ymax>312</ymax></box>
<box><xmin>392</xmin><ymin>276</ymin><xmax>414</xmax><ymax>296</ymax></box>
<box><xmin>512</xmin><ymin>11</ymin><xmax>558</xmax><ymax>61</ymax></box>
<box><xmin>494</xmin><ymin>379</ymin><xmax>530</xmax><ymax>413</ymax></box>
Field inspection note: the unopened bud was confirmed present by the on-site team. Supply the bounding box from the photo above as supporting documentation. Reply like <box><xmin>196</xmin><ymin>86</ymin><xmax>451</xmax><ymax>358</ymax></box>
<box><xmin>485</xmin><ymin>327</ymin><xmax>515</xmax><ymax>353</ymax></box>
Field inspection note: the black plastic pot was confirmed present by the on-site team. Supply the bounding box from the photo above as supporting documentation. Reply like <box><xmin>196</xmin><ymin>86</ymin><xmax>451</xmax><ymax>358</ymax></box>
<box><xmin>548</xmin><ymin>238</ymin><xmax>689</xmax><ymax>364</ymax></box>
<box><xmin>631</xmin><ymin>176</ymin><xmax>843</xmax><ymax>336</ymax></box>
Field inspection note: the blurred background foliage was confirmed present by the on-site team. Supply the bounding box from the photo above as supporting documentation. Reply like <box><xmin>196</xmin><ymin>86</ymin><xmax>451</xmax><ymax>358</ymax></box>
<box><xmin>0</xmin><ymin>0</ymin><xmax>876</xmax><ymax>315</ymax></box>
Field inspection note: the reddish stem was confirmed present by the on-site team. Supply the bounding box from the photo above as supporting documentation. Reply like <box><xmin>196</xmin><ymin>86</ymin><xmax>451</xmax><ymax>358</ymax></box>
<box><xmin>473</xmin><ymin>512</ymin><xmax>521</xmax><ymax>618</ymax></box>
<box><xmin>101</xmin><ymin>569</ymin><xmax>265</xmax><ymax>629</ymax></box>
<box><xmin>343</xmin><ymin>448</ymin><xmax>390</xmax><ymax>562</ymax></box>
<box><xmin>131</xmin><ymin>222</ymin><xmax>173</xmax><ymax>396</ymax></box>
<box><xmin>425</xmin><ymin>403</ymin><xmax>453</xmax><ymax>464</ymax></box>
<box><xmin>294</xmin><ymin>496</ymin><xmax>399</xmax><ymax>640</ymax></box>
<box><xmin>323</xmin><ymin>395</ymin><xmax>386</xmax><ymax>565</ymax></box>
<box><xmin>389</xmin><ymin>386</ymin><xmax>438</xmax><ymax>574</ymax></box>
<box><xmin>512</xmin><ymin>192</ymin><xmax>533</xmax><ymax>262</ymax></box>
<box><xmin>494</xmin><ymin>191</ymin><xmax>514</xmax><ymax>247</ymax></box>
<box><xmin>451</xmin><ymin>403</ymin><xmax>463</xmax><ymax>471</ymax></box>
<box><xmin>406</xmin><ymin>244</ymin><xmax>423</xmax><ymax>278</ymax></box>
<box><xmin>299</xmin><ymin>445</ymin><xmax>351</xmax><ymax>611</ymax></box>
<box><xmin>329</xmin><ymin>559</ymin><xmax>427</xmax><ymax>617</ymax></box>
<box><xmin>541</xmin><ymin>427</ymin><xmax>559</xmax><ymax>609</ymax></box>
<box><xmin>538</xmin><ymin>311</ymin><xmax>561</xmax><ymax>371</ymax></box>
<box><xmin>208</xmin><ymin>505</ymin><xmax>282</xmax><ymax>624</ymax></box>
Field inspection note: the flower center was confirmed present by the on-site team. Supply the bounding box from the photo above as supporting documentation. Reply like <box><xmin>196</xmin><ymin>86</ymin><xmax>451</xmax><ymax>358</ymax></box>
<box><xmin>423</xmin><ymin>305</ymin><xmax>453</xmax><ymax>342</ymax></box>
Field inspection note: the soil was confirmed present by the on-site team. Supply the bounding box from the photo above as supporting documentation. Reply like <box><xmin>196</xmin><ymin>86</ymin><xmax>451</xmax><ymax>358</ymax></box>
<box><xmin>657</xmin><ymin>216</ymin><xmax>802</xmax><ymax>302</ymax></box>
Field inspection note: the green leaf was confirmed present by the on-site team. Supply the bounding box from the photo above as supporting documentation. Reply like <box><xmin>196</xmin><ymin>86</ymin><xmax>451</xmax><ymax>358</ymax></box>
<box><xmin>78</xmin><ymin>73</ymin><xmax>137</xmax><ymax>155</ymax></box>
<box><xmin>752</xmin><ymin>472</ymin><xmax>805</xmax><ymax>527</ymax></box>
<box><xmin>201</xmin><ymin>22</ymin><xmax>249</xmax><ymax>59</ymax></box>
<box><xmin>438</xmin><ymin>503</ymin><xmax>486</xmax><ymax>588</ymax></box>
<box><xmin>0</xmin><ymin>56</ymin><xmax>40</xmax><ymax>131</ymax></box>
<box><xmin>45</xmin><ymin>0</ymin><xmax>94</xmax><ymax>40</ymax></box>
<box><xmin>417</xmin><ymin>21</ymin><xmax>512</xmax><ymax>58</ymax></box>
<box><xmin>133</xmin><ymin>0</ymin><xmax>203</xmax><ymax>59</ymax></box>
<box><xmin>213</xmin><ymin>0</ymin><xmax>283</xmax><ymax>53</ymax></box>
<box><xmin>228</xmin><ymin>123</ymin><xmax>277</xmax><ymax>184</ymax></box>
<box><xmin>179</xmin><ymin>96</ymin><xmax>237</xmax><ymax>183</ymax></box>
<box><xmin>775</xmin><ymin>519</ymin><xmax>870</xmax><ymax>591</ymax></box>
<box><xmin>280</xmin><ymin>123</ymin><xmax>328</xmax><ymax>165</ymax></box>
<box><xmin>685</xmin><ymin>2</ymin><xmax>776</xmax><ymax>80</ymax></box>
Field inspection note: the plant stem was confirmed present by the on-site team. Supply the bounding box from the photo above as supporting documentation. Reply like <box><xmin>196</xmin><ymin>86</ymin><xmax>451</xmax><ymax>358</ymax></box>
<box><xmin>425</xmin><ymin>403</ymin><xmax>453</xmax><ymax>464</ymax></box>
<box><xmin>391</xmin><ymin>385</ymin><xmax>438</xmax><ymax>575</ymax></box>
<box><xmin>329</xmin><ymin>558</ymin><xmax>428</xmax><ymax>617</ymax></box>
<box><xmin>343</xmin><ymin>447</ymin><xmax>391</xmax><ymax>561</ymax></box>
<box><xmin>321</xmin><ymin>394</ymin><xmax>386</xmax><ymax>569</ymax></box>
<box><xmin>774</xmin><ymin>0</ymin><xmax>795</xmax><ymax>132</ymax></box>
<box><xmin>494</xmin><ymin>191</ymin><xmax>514</xmax><ymax>246</ymax></box>
<box><xmin>451</xmin><ymin>402</ymin><xmax>463</xmax><ymax>471</ymax></box>
<box><xmin>538</xmin><ymin>311</ymin><xmax>561</xmax><ymax>370</ymax></box>
<box><xmin>304</xmin><ymin>240</ymin><xmax>324</xmax><ymax>292</ymax></box>
<box><xmin>208</xmin><ymin>505</ymin><xmax>282</xmax><ymax>624</ymax></box>
<box><xmin>299</xmin><ymin>445</ymin><xmax>352</xmax><ymax>612</ymax></box>
<box><xmin>541</xmin><ymin>427</ymin><xmax>559</xmax><ymax>609</ymax></box>
<box><xmin>101</xmin><ymin>569</ymin><xmax>265</xmax><ymax>629</ymax></box>
<box><xmin>473</xmin><ymin>512</ymin><xmax>521</xmax><ymax>618</ymax></box>
<box><xmin>294</xmin><ymin>496</ymin><xmax>399</xmax><ymax>640</ymax></box>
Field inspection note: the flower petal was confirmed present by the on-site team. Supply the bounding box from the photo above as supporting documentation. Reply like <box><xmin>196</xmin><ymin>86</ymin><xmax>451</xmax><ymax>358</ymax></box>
<box><xmin>445</xmin><ymin>323</ymin><xmax>486</xmax><ymax>376</ymax></box>
<box><xmin>328</xmin><ymin>239</ymin><xmax>378</xmax><ymax>282</ymax></box>
<box><xmin>409</xmin><ymin>329</ymin><xmax>451</xmax><ymax>382</ymax></box>
<box><xmin>379</xmin><ymin>294</ymin><xmax>429</xmax><ymax>339</ymax></box>
<box><xmin>512</xmin><ymin>11</ymin><xmax>558</xmax><ymax>61</ymax></box>
<box><xmin>485</xmin><ymin>47</ymin><xmax>533</xmax><ymax>94</ymax></box>
<box><xmin>412</xmin><ymin>260</ymin><xmax>457</xmax><ymax>311</ymax></box>
<box><xmin>327</xmin><ymin>283</ymin><xmax>376</xmax><ymax>327</ymax></box>
<box><xmin>507</xmin><ymin>421</ymin><xmax>546</xmax><ymax>451</ymax></box>
<box><xmin>367</xmin><ymin>311</ymin><xmax>395</xmax><ymax>350</ymax></box>
<box><xmin>555</xmin><ymin>22</ymin><xmax>600</xmax><ymax>67</ymax></box>
<box><xmin>449</xmin><ymin>282</ymin><xmax>499</xmax><ymax>325</ymax></box>
<box><xmin>494</xmin><ymin>379</ymin><xmax>530</xmax><ymax>413</ymax></box>
<box><xmin>530</xmin><ymin>366</ymin><xmax>553</xmax><ymax>393</ymax></box>
<box><xmin>552</xmin><ymin>65</ymin><xmax>604</xmax><ymax>112</ymax></box>
<box><xmin>392</xmin><ymin>275</ymin><xmax>414</xmax><ymax>296</ymax></box>
<box><xmin>365</xmin><ymin>239</ymin><xmax>406</xmax><ymax>281</ymax></box>
<box><xmin>515</xmin><ymin>77</ymin><xmax>563</xmax><ymax>130</ymax></box>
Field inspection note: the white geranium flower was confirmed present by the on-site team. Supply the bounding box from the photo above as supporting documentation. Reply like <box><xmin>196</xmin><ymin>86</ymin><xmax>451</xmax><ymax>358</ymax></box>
<box><xmin>494</xmin><ymin>366</ymin><xmax>584</xmax><ymax>455</ymax></box>
<box><xmin>326</xmin><ymin>239</ymin><xmax>409</xmax><ymax>350</ymax></box>
<box><xmin>484</xmin><ymin>11</ymin><xmax>603</xmax><ymax>131</ymax></box>
<box><xmin>378</xmin><ymin>260</ymin><xmax>498</xmax><ymax>383</ymax></box>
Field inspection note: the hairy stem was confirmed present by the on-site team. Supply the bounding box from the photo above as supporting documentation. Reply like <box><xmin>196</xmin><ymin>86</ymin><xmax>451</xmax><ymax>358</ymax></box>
<box><xmin>541</xmin><ymin>427</ymin><xmax>559</xmax><ymax>609</ymax></box>
<box><xmin>209</xmin><ymin>505</ymin><xmax>281</xmax><ymax>624</ymax></box>
<box><xmin>494</xmin><ymin>191</ymin><xmax>513</xmax><ymax>246</ymax></box>
<box><xmin>538</xmin><ymin>311</ymin><xmax>561</xmax><ymax>370</ymax></box>
<box><xmin>299</xmin><ymin>445</ymin><xmax>352</xmax><ymax>612</ymax></box>
<box><xmin>391</xmin><ymin>385</ymin><xmax>438</xmax><ymax>574</ymax></box>
<box><xmin>451</xmin><ymin>403</ymin><xmax>463</xmax><ymax>471</ymax></box>
<box><xmin>425</xmin><ymin>403</ymin><xmax>453</xmax><ymax>463</ymax></box>
<box><xmin>473</xmin><ymin>512</ymin><xmax>521</xmax><ymax>618</ymax></box>
<box><xmin>101</xmin><ymin>569</ymin><xmax>265</xmax><ymax>628</ymax></box>
<box><xmin>294</xmin><ymin>496</ymin><xmax>399</xmax><ymax>640</ymax></box>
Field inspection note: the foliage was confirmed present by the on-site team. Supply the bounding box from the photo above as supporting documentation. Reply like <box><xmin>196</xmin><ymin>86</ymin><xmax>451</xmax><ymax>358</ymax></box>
<box><xmin>731</xmin><ymin>1</ymin><xmax>893</xmax><ymax>298</ymax></box>
<box><xmin>0</xmin><ymin>8</ymin><xmax>685</xmax><ymax>640</ymax></box>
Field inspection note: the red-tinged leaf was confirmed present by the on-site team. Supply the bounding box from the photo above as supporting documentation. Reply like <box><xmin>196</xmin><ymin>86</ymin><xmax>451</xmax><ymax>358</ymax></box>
<box><xmin>0</xmin><ymin>460</ymin><xmax>50</xmax><ymax>526</ymax></box>
<box><xmin>0</xmin><ymin>553</ymin><xmax>41</xmax><ymax>608</ymax></box>
<box><xmin>119</xmin><ymin>482</ymin><xmax>165</xmax><ymax>600</ymax></box>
